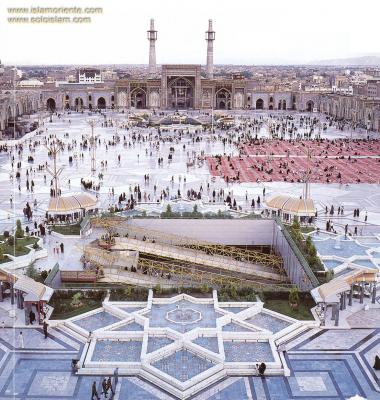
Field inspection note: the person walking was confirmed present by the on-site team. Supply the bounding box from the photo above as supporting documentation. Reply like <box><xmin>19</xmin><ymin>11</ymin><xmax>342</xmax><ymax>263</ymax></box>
<box><xmin>43</xmin><ymin>320</ymin><xmax>48</xmax><ymax>339</ymax></box>
<box><xmin>106</xmin><ymin>377</ymin><xmax>114</xmax><ymax>396</ymax></box>
<box><xmin>101</xmin><ymin>378</ymin><xmax>108</xmax><ymax>398</ymax></box>
<box><xmin>374</xmin><ymin>355</ymin><xmax>380</xmax><ymax>370</ymax></box>
<box><xmin>91</xmin><ymin>381</ymin><xmax>99</xmax><ymax>400</ymax></box>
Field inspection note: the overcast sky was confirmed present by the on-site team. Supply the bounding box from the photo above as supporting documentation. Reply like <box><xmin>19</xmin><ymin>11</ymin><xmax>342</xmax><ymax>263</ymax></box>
<box><xmin>1</xmin><ymin>0</ymin><xmax>379</xmax><ymax>66</ymax></box>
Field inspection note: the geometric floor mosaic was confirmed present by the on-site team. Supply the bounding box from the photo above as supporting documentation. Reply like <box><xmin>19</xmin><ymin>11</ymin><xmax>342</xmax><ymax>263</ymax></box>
<box><xmin>0</xmin><ymin>310</ymin><xmax>379</xmax><ymax>399</ymax></box>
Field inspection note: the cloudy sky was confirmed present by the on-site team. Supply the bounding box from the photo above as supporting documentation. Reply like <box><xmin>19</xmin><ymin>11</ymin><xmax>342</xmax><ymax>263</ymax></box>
<box><xmin>1</xmin><ymin>0</ymin><xmax>379</xmax><ymax>65</ymax></box>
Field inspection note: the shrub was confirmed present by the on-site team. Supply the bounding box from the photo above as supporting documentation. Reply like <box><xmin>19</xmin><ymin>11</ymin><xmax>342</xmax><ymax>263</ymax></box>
<box><xmin>71</xmin><ymin>292</ymin><xmax>83</xmax><ymax>307</ymax></box>
<box><xmin>292</xmin><ymin>216</ymin><xmax>300</xmax><ymax>231</ymax></box>
<box><xmin>200</xmin><ymin>283</ymin><xmax>209</xmax><ymax>294</ymax></box>
<box><xmin>25</xmin><ymin>263</ymin><xmax>38</xmax><ymax>280</ymax></box>
<box><xmin>289</xmin><ymin>288</ymin><xmax>299</xmax><ymax>307</ymax></box>
<box><xmin>7</xmin><ymin>236</ymin><xmax>15</xmax><ymax>246</ymax></box>
<box><xmin>154</xmin><ymin>283</ymin><xmax>162</xmax><ymax>294</ymax></box>
<box><xmin>3</xmin><ymin>231</ymin><xmax>9</xmax><ymax>238</ymax></box>
<box><xmin>40</xmin><ymin>270</ymin><xmax>48</xmax><ymax>281</ymax></box>
<box><xmin>15</xmin><ymin>220</ymin><xmax>24</xmax><ymax>238</ymax></box>
<box><xmin>124</xmin><ymin>286</ymin><xmax>134</xmax><ymax>298</ymax></box>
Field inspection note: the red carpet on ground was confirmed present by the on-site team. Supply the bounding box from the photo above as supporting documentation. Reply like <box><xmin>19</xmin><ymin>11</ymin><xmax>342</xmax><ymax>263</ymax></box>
<box><xmin>207</xmin><ymin>139</ymin><xmax>380</xmax><ymax>184</ymax></box>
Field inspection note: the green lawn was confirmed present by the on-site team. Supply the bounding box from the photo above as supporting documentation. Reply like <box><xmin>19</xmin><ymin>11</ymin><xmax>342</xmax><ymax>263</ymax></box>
<box><xmin>0</xmin><ymin>236</ymin><xmax>39</xmax><ymax>262</ymax></box>
<box><xmin>51</xmin><ymin>224</ymin><xmax>81</xmax><ymax>235</ymax></box>
<box><xmin>263</xmin><ymin>298</ymin><xmax>314</xmax><ymax>320</ymax></box>
<box><xmin>49</xmin><ymin>298</ymin><xmax>102</xmax><ymax>320</ymax></box>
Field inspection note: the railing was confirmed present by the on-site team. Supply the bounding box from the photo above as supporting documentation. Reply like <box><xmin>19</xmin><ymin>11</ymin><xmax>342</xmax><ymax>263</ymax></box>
<box><xmin>44</xmin><ymin>262</ymin><xmax>59</xmax><ymax>286</ymax></box>
<box><xmin>60</xmin><ymin>271</ymin><xmax>98</xmax><ymax>283</ymax></box>
<box><xmin>274</xmin><ymin>218</ymin><xmax>319</xmax><ymax>288</ymax></box>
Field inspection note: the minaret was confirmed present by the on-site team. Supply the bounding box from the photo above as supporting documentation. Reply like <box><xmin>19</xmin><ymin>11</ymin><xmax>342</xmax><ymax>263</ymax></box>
<box><xmin>205</xmin><ymin>19</ymin><xmax>215</xmax><ymax>79</ymax></box>
<box><xmin>147</xmin><ymin>19</ymin><xmax>157</xmax><ymax>76</ymax></box>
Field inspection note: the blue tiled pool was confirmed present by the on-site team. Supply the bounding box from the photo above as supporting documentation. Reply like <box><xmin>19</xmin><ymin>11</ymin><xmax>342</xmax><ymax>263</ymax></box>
<box><xmin>313</xmin><ymin>238</ymin><xmax>369</xmax><ymax>257</ymax></box>
<box><xmin>73</xmin><ymin>311</ymin><xmax>121</xmax><ymax>332</ymax></box>
<box><xmin>113</xmin><ymin>321</ymin><xmax>144</xmax><ymax>331</ymax></box>
<box><xmin>221</xmin><ymin>307</ymin><xmax>248</xmax><ymax>313</ymax></box>
<box><xmin>147</xmin><ymin>337</ymin><xmax>174</xmax><ymax>353</ymax></box>
<box><xmin>149</xmin><ymin>300</ymin><xmax>218</xmax><ymax>333</ymax></box>
<box><xmin>193</xmin><ymin>336</ymin><xmax>219</xmax><ymax>353</ymax></box>
<box><xmin>119</xmin><ymin>306</ymin><xmax>146</xmax><ymax>313</ymax></box>
<box><xmin>352</xmin><ymin>258</ymin><xmax>378</xmax><ymax>269</ymax></box>
<box><xmin>224</xmin><ymin>341</ymin><xmax>274</xmax><ymax>362</ymax></box>
<box><xmin>244</xmin><ymin>312</ymin><xmax>291</xmax><ymax>333</ymax></box>
<box><xmin>91</xmin><ymin>340</ymin><xmax>142</xmax><ymax>362</ymax></box>
<box><xmin>310</xmin><ymin>232</ymin><xmax>336</xmax><ymax>240</ymax></box>
<box><xmin>322</xmin><ymin>259</ymin><xmax>343</xmax><ymax>270</ymax></box>
<box><xmin>152</xmin><ymin>349</ymin><xmax>215</xmax><ymax>381</ymax></box>
<box><xmin>222</xmin><ymin>322</ymin><xmax>256</xmax><ymax>332</ymax></box>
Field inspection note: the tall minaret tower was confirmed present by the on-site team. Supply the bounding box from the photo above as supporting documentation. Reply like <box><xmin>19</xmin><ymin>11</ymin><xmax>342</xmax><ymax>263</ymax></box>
<box><xmin>205</xmin><ymin>19</ymin><xmax>215</xmax><ymax>79</ymax></box>
<box><xmin>147</xmin><ymin>19</ymin><xmax>157</xmax><ymax>76</ymax></box>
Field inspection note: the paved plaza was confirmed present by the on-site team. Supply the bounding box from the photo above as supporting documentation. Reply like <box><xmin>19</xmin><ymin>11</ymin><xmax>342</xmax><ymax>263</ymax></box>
<box><xmin>0</xmin><ymin>111</ymin><xmax>380</xmax><ymax>398</ymax></box>
<box><xmin>0</xmin><ymin>111</ymin><xmax>379</xmax><ymax>254</ymax></box>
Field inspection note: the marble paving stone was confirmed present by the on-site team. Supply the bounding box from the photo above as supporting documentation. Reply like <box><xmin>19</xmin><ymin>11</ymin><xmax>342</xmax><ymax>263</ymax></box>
<box><xmin>347</xmin><ymin>310</ymin><xmax>380</xmax><ymax>328</ymax></box>
<box><xmin>299</xmin><ymin>329</ymin><xmax>374</xmax><ymax>350</ymax></box>
<box><xmin>28</xmin><ymin>371</ymin><xmax>78</xmax><ymax>396</ymax></box>
<box><xmin>0</xmin><ymin>328</ymin><xmax>66</xmax><ymax>350</ymax></box>
<box><xmin>72</xmin><ymin>311</ymin><xmax>121</xmax><ymax>332</ymax></box>
<box><xmin>205</xmin><ymin>378</ymin><xmax>249</xmax><ymax>400</ymax></box>
<box><xmin>288</xmin><ymin>372</ymin><xmax>337</xmax><ymax>397</ymax></box>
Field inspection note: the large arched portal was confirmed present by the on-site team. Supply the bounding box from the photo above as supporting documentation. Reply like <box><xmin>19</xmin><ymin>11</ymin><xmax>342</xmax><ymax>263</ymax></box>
<box><xmin>168</xmin><ymin>77</ymin><xmax>194</xmax><ymax>109</ymax></box>
<box><xmin>46</xmin><ymin>98</ymin><xmax>56</xmax><ymax>112</ymax></box>
<box><xmin>130</xmin><ymin>89</ymin><xmax>146</xmax><ymax>109</ymax></box>
<box><xmin>278</xmin><ymin>100</ymin><xmax>286</xmax><ymax>110</ymax></box>
<box><xmin>306</xmin><ymin>100</ymin><xmax>314</xmax><ymax>112</ymax></box>
<box><xmin>256</xmin><ymin>98</ymin><xmax>264</xmax><ymax>110</ymax></box>
<box><xmin>97</xmin><ymin>97</ymin><xmax>106</xmax><ymax>109</ymax></box>
<box><xmin>215</xmin><ymin>89</ymin><xmax>231</xmax><ymax>110</ymax></box>
<box><xmin>6</xmin><ymin>106</ymin><xmax>12</xmax><ymax>127</ymax></box>
<box><xmin>75</xmin><ymin>97</ymin><xmax>84</xmax><ymax>111</ymax></box>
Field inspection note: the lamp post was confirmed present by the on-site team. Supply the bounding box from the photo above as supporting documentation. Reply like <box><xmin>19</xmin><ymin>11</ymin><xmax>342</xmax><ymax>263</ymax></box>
<box><xmin>86</xmin><ymin>119</ymin><xmax>100</xmax><ymax>176</ymax></box>
<box><xmin>45</xmin><ymin>139</ymin><xmax>63</xmax><ymax>198</ymax></box>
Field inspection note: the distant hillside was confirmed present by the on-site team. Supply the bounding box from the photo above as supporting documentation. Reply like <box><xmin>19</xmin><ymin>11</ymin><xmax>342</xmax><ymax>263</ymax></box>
<box><xmin>309</xmin><ymin>55</ymin><xmax>380</xmax><ymax>66</ymax></box>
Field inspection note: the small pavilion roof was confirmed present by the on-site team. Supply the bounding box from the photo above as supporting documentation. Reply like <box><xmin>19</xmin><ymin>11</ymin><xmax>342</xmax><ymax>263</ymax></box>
<box><xmin>266</xmin><ymin>195</ymin><xmax>316</xmax><ymax>216</ymax></box>
<box><xmin>48</xmin><ymin>193</ymin><xmax>97</xmax><ymax>214</ymax></box>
